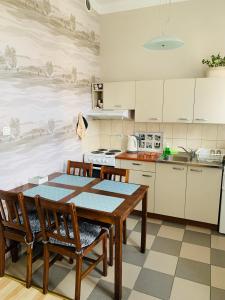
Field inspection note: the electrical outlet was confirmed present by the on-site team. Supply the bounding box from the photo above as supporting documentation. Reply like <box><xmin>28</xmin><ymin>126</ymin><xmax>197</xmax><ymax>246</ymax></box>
<box><xmin>2</xmin><ymin>126</ymin><xmax>11</xmax><ymax>136</ymax></box>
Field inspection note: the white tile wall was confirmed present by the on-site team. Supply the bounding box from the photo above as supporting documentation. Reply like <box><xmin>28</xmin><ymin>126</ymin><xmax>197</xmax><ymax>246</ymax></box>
<box><xmin>96</xmin><ymin>120</ymin><xmax>225</xmax><ymax>151</ymax></box>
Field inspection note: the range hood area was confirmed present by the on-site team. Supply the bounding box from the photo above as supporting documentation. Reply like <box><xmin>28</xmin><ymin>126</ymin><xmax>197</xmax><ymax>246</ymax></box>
<box><xmin>87</xmin><ymin>109</ymin><xmax>133</xmax><ymax>120</ymax></box>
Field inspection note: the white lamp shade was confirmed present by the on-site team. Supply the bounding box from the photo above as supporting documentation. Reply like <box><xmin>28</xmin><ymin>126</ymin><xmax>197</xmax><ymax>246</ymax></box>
<box><xmin>144</xmin><ymin>35</ymin><xmax>184</xmax><ymax>50</ymax></box>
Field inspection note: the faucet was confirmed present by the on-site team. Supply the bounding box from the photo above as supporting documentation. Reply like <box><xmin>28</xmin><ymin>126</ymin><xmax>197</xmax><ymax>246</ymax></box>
<box><xmin>178</xmin><ymin>146</ymin><xmax>197</xmax><ymax>160</ymax></box>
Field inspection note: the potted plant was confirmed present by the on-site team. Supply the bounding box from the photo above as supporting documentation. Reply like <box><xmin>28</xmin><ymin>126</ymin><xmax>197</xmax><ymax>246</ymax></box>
<box><xmin>202</xmin><ymin>54</ymin><xmax>225</xmax><ymax>77</ymax></box>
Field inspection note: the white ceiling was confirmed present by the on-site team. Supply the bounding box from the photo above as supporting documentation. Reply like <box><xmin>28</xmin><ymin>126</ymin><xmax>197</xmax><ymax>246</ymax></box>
<box><xmin>91</xmin><ymin>0</ymin><xmax>189</xmax><ymax>14</ymax></box>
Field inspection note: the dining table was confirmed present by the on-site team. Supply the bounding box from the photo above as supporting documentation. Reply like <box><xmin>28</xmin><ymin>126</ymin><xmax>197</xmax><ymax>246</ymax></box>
<box><xmin>10</xmin><ymin>172</ymin><xmax>148</xmax><ymax>300</ymax></box>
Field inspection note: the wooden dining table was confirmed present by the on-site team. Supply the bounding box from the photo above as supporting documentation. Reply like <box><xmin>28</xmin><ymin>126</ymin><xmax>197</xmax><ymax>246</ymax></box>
<box><xmin>11</xmin><ymin>172</ymin><xmax>148</xmax><ymax>300</ymax></box>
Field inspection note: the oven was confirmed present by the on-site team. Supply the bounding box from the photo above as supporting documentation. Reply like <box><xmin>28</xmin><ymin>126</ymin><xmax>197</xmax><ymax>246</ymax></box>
<box><xmin>83</xmin><ymin>149</ymin><xmax>121</xmax><ymax>178</ymax></box>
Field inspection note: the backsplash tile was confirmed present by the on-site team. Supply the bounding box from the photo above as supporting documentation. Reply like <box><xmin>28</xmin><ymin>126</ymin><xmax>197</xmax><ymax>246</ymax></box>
<box><xmin>187</xmin><ymin>124</ymin><xmax>202</xmax><ymax>140</ymax></box>
<box><xmin>97</xmin><ymin>120</ymin><xmax>225</xmax><ymax>151</ymax></box>
<box><xmin>172</xmin><ymin>123</ymin><xmax>188</xmax><ymax>139</ymax></box>
<box><xmin>202</xmin><ymin>124</ymin><xmax>218</xmax><ymax>141</ymax></box>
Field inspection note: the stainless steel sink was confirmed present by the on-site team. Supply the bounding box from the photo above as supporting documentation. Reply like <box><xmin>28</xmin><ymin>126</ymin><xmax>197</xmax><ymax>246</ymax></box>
<box><xmin>170</xmin><ymin>155</ymin><xmax>191</xmax><ymax>162</ymax></box>
<box><xmin>163</xmin><ymin>152</ymin><xmax>192</xmax><ymax>162</ymax></box>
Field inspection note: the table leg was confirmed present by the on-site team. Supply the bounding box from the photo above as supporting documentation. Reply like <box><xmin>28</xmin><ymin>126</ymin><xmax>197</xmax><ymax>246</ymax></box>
<box><xmin>114</xmin><ymin>217</ymin><xmax>122</xmax><ymax>300</ymax></box>
<box><xmin>141</xmin><ymin>191</ymin><xmax>147</xmax><ymax>253</ymax></box>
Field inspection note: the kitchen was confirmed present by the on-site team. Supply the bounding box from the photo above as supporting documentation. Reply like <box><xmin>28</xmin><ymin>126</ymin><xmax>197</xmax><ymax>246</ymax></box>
<box><xmin>1</xmin><ymin>0</ymin><xmax>225</xmax><ymax>300</ymax></box>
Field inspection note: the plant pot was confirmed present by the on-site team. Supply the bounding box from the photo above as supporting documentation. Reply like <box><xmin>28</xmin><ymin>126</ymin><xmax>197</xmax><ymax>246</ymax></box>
<box><xmin>207</xmin><ymin>67</ymin><xmax>225</xmax><ymax>78</ymax></box>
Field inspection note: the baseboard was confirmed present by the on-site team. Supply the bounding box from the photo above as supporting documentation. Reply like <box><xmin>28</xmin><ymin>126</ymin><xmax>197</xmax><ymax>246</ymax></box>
<box><xmin>132</xmin><ymin>210</ymin><xmax>218</xmax><ymax>231</ymax></box>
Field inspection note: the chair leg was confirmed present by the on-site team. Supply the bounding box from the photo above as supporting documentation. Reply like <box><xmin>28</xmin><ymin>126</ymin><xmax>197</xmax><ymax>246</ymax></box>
<box><xmin>43</xmin><ymin>244</ymin><xmax>50</xmax><ymax>294</ymax></box>
<box><xmin>109</xmin><ymin>226</ymin><xmax>114</xmax><ymax>266</ymax></box>
<box><xmin>0</xmin><ymin>236</ymin><xmax>6</xmax><ymax>277</ymax></box>
<box><xmin>10</xmin><ymin>241</ymin><xmax>19</xmax><ymax>263</ymax></box>
<box><xmin>26</xmin><ymin>245</ymin><xmax>33</xmax><ymax>288</ymax></box>
<box><xmin>123</xmin><ymin>219</ymin><xmax>127</xmax><ymax>244</ymax></box>
<box><xmin>102</xmin><ymin>235</ymin><xmax>107</xmax><ymax>277</ymax></box>
<box><xmin>75</xmin><ymin>256</ymin><xmax>82</xmax><ymax>300</ymax></box>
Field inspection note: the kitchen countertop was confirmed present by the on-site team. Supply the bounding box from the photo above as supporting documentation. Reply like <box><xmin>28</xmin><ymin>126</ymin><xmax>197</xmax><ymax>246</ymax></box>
<box><xmin>116</xmin><ymin>152</ymin><xmax>160</xmax><ymax>162</ymax></box>
<box><xmin>116</xmin><ymin>152</ymin><xmax>223</xmax><ymax>169</ymax></box>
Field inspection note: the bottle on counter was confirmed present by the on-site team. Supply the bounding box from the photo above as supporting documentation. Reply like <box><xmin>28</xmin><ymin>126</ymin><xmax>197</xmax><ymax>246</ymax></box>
<box><xmin>163</xmin><ymin>144</ymin><xmax>171</xmax><ymax>159</ymax></box>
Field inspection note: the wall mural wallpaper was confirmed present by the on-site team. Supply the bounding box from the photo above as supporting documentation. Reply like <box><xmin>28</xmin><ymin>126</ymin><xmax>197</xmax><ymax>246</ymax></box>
<box><xmin>0</xmin><ymin>0</ymin><xmax>100</xmax><ymax>189</ymax></box>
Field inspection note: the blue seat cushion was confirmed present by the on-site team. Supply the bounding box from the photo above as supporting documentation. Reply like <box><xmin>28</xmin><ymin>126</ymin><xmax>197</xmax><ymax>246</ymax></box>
<box><xmin>49</xmin><ymin>221</ymin><xmax>102</xmax><ymax>249</ymax></box>
<box><xmin>28</xmin><ymin>211</ymin><xmax>41</xmax><ymax>234</ymax></box>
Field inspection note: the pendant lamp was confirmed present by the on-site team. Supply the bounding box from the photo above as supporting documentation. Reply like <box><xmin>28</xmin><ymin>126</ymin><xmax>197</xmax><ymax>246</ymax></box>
<box><xmin>144</xmin><ymin>0</ymin><xmax>184</xmax><ymax>51</ymax></box>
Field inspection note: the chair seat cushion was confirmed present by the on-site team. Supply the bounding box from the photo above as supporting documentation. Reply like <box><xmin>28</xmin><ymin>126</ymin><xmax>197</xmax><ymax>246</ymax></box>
<box><xmin>49</xmin><ymin>221</ymin><xmax>102</xmax><ymax>249</ymax></box>
<box><xmin>28</xmin><ymin>211</ymin><xmax>41</xmax><ymax>234</ymax></box>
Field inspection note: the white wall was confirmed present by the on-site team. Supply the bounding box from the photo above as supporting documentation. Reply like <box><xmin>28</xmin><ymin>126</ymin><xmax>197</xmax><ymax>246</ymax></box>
<box><xmin>100</xmin><ymin>0</ymin><xmax>225</xmax><ymax>81</ymax></box>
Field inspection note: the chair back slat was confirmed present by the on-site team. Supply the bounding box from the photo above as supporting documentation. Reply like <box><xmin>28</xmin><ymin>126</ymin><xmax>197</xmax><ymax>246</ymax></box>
<box><xmin>100</xmin><ymin>166</ymin><xmax>129</xmax><ymax>183</ymax></box>
<box><xmin>35</xmin><ymin>196</ymin><xmax>81</xmax><ymax>251</ymax></box>
<box><xmin>0</xmin><ymin>191</ymin><xmax>33</xmax><ymax>240</ymax></box>
<box><xmin>62</xmin><ymin>213</ymin><xmax>70</xmax><ymax>238</ymax></box>
<box><xmin>67</xmin><ymin>161</ymin><xmax>93</xmax><ymax>177</ymax></box>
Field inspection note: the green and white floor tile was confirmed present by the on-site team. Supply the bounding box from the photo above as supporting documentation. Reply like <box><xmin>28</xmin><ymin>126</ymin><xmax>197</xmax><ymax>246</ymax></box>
<box><xmin>5</xmin><ymin>215</ymin><xmax>225</xmax><ymax>300</ymax></box>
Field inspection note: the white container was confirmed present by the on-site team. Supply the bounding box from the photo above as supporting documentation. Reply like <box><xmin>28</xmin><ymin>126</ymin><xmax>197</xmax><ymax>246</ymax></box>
<box><xmin>28</xmin><ymin>176</ymin><xmax>48</xmax><ymax>185</ymax></box>
<box><xmin>207</xmin><ymin>67</ymin><xmax>225</xmax><ymax>78</ymax></box>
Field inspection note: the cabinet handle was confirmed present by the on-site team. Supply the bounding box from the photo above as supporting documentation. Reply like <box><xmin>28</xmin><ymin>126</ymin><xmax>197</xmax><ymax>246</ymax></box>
<box><xmin>178</xmin><ymin>118</ymin><xmax>188</xmax><ymax>121</ymax></box>
<box><xmin>132</xmin><ymin>163</ymin><xmax>141</xmax><ymax>166</ymax></box>
<box><xmin>172</xmin><ymin>167</ymin><xmax>184</xmax><ymax>171</ymax></box>
<box><xmin>114</xmin><ymin>105</ymin><xmax>122</xmax><ymax>108</ymax></box>
<box><xmin>142</xmin><ymin>174</ymin><xmax>152</xmax><ymax>178</ymax></box>
<box><xmin>194</xmin><ymin>118</ymin><xmax>207</xmax><ymax>121</ymax></box>
<box><xmin>149</xmin><ymin>117</ymin><xmax>159</xmax><ymax>120</ymax></box>
<box><xmin>190</xmin><ymin>168</ymin><xmax>202</xmax><ymax>173</ymax></box>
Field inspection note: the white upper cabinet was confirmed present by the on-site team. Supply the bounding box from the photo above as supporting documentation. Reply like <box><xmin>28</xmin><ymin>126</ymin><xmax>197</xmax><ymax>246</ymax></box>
<box><xmin>163</xmin><ymin>79</ymin><xmax>195</xmax><ymax>123</ymax></box>
<box><xmin>194</xmin><ymin>78</ymin><xmax>225</xmax><ymax>124</ymax></box>
<box><xmin>135</xmin><ymin>80</ymin><xmax>164</xmax><ymax>122</ymax></box>
<box><xmin>103</xmin><ymin>81</ymin><xmax>135</xmax><ymax>110</ymax></box>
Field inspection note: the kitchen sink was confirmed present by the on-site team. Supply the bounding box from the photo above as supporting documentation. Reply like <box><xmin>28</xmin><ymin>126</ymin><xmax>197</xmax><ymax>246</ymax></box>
<box><xmin>163</xmin><ymin>152</ymin><xmax>192</xmax><ymax>162</ymax></box>
<box><xmin>170</xmin><ymin>155</ymin><xmax>191</xmax><ymax>162</ymax></box>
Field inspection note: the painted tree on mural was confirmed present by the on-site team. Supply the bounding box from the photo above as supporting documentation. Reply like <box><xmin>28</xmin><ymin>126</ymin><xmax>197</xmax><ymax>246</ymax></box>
<box><xmin>4</xmin><ymin>46</ymin><xmax>17</xmax><ymax>69</ymax></box>
<box><xmin>48</xmin><ymin>119</ymin><xmax>55</xmax><ymax>134</ymax></box>
<box><xmin>9</xmin><ymin>118</ymin><xmax>20</xmax><ymax>139</ymax></box>
<box><xmin>46</xmin><ymin>61</ymin><xmax>53</xmax><ymax>76</ymax></box>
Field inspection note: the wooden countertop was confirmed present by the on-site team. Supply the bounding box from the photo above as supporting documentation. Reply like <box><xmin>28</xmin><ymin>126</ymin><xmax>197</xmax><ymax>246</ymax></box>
<box><xmin>116</xmin><ymin>152</ymin><xmax>160</xmax><ymax>162</ymax></box>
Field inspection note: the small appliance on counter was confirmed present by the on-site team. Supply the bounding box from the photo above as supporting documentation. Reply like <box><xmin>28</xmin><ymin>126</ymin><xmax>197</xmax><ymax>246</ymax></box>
<box><xmin>127</xmin><ymin>135</ymin><xmax>138</xmax><ymax>153</ymax></box>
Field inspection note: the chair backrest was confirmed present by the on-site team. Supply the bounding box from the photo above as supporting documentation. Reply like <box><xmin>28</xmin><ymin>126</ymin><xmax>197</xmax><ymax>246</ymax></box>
<box><xmin>100</xmin><ymin>166</ymin><xmax>129</xmax><ymax>183</ymax></box>
<box><xmin>67</xmin><ymin>160</ymin><xmax>93</xmax><ymax>177</ymax></box>
<box><xmin>35</xmin><ymin>196</ymin><xmax>81</xmax><ymax>251</ymax></box>
<box><xmin>0</xmin><ymin>190</ymin><xmax>33</xmax><ymax>242</ymax></box>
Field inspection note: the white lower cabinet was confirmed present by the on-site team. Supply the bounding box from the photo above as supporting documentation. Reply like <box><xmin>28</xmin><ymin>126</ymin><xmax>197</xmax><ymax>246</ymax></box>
<box><xmin>129</xmin><ymin>170</ymin><xmax>155</xmax><ymax>212</ymax></box>
<box><xmin>185</xmin><ymin>166</ymin><xmax>222</xmax><ymax>224</ymax></box>
<box><xmin>155</xmin><ymin>163</ymin><xmax>187</xmax><ymax>218</ymax></box>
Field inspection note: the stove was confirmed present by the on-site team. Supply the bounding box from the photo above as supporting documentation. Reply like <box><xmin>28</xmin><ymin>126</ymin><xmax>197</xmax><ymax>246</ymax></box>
<box><xmin>84</xmin><ymin>149</ymin><xmax>122</xmax><ymax>167</ymax></box>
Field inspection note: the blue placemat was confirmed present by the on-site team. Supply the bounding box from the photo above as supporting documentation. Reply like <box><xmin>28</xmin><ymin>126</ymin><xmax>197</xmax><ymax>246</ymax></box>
<box><xmin>69</xmin><ymin>192</ymin><xmax>124</xmax><ymax>213</ymax></box>
<box><xmin>50</xmin><ymin>174</ymin><xmax>95</xmax><ymax>187</ymax></box>
<box><xmin>92</xmin><ymin>180</ymin><xmax>140</xmax><ymax>195</ymax></box>
<box><xmin>24</xmin><ymin>185</ymin><xmax>74</xmax><ymax>201</ymax></box>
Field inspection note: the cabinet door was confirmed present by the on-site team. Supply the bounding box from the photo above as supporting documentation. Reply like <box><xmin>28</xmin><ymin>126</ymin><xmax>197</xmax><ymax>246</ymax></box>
<box><xmin>185</xmin><ymin>167</ymin><xmax>222</xmax><ymax>224</ymax></box>
<box><xmin>163</xmin><ymin>79</ymin><xmax>195</xmax><ymax>123</ymax></box>
<box><xmin>135</xmin><ymin>80</ymin><xmax>163</xmax><ymax>122</ymax></box>
<box><xmin>104</xmin><ymin>81</ymin><xmax>135</xmax><ymax>110</ymax></box>
<box><xmin>194</xmin><ymin>78</ymin><xmax>225</xmax><ymax>124</ymax></box>
<box><xmin>155</xmin><ymin>163</ymin><xmax>187</xmax><ymax>218</ymax></box>
<box><xmin>129</xmin><ymin>170</ymin><xmax>155</xmax><ymax>212</ymax></box>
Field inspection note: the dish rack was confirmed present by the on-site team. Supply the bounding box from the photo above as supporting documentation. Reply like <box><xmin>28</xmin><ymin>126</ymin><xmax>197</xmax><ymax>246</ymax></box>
<box><xmin>196</xmin><ymin>148</ymin><xmax>225</xmax><ymax>163</ymax></box>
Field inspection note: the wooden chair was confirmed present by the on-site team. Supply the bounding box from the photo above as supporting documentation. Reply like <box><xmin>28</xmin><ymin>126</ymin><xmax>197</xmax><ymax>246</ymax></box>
<box><xmin>100</xmin><ymin>166</ymin><xmax>129</xmax><ymax>266</ymax></box>
<box><xmin>0</xmin><ymin>190</ymin><xmax>42</xmax><ymax>288</ymax></box>
<box><xmin>100</xmin><ymin>166</ymin><xmax>129</xmax><ymax>183</ymax></box>
<box><xmin>67</xmin><ymin>161</ymin><xmax>93</xmax><ymax>177</ymax></box>
<box><xmin>35</xmin><ymin>196</ymin><xmax>107</xmax><ymax>300</ymax></box>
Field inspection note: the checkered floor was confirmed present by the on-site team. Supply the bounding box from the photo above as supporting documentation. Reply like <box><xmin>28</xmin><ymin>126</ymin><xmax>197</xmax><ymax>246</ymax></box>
<box><xmin>5</xmin><ymin>215</ymin><xmax>225</xmax><ymax>300</ymax></box>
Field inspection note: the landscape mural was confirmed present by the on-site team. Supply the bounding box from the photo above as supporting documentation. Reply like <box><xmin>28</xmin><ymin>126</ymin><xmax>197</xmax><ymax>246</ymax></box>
<box><xmin>0</xmin><ymin>0</ymin><xmax>100</xmax><ymax>189</ymax></box>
